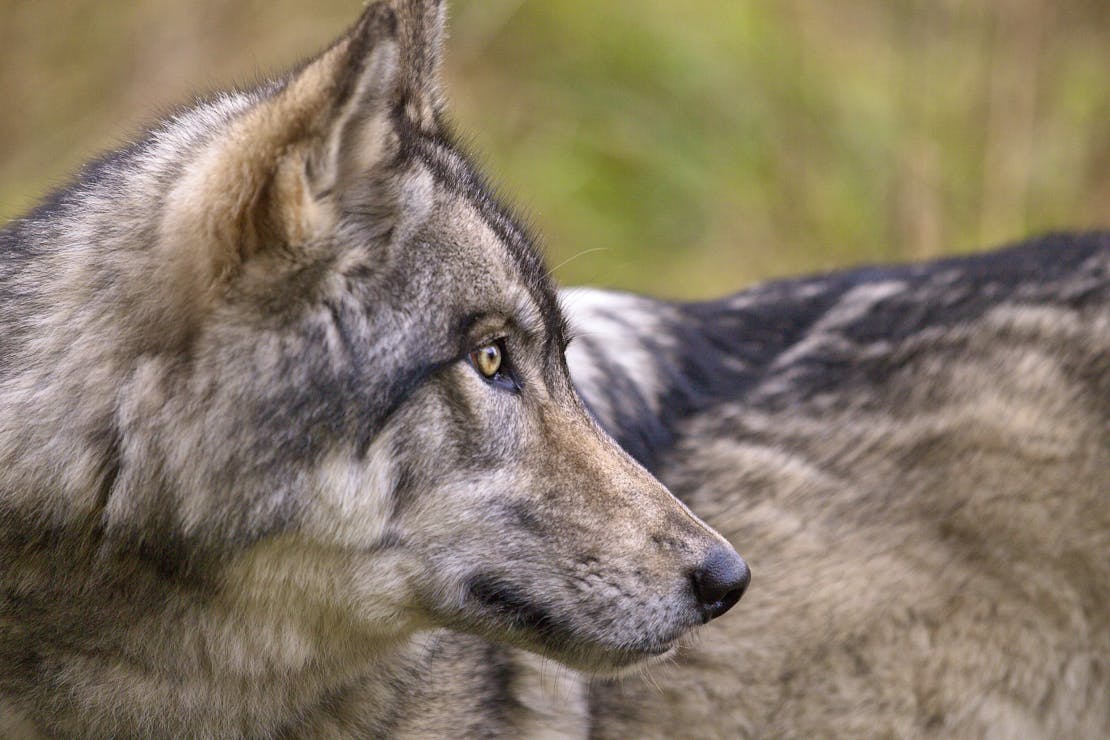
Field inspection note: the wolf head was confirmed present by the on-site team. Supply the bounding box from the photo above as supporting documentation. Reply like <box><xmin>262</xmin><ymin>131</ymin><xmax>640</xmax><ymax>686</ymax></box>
<box><xmin>1</xmin><ymin>1</ymin><xmax>747</xmax><ymax>675</ymax></box>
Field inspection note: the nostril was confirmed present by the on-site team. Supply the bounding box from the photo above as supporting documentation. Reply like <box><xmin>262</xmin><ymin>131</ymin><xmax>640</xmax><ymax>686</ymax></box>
<box><xmin>691</xmin><ymin>546</ymin><xmax>750</xmax><ymax>622</ymax></box>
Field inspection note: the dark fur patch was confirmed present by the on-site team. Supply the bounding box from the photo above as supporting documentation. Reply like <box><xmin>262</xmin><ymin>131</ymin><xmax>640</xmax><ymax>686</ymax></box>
<box><xmin>465</xmin><ymin>574</ymin><xmax>574</xmax><ymax>646</ymax></box>
<box><xmin>586</xmin><ymin>232</ymin><xmax>1109</xmax><ymax>472</ymax></box>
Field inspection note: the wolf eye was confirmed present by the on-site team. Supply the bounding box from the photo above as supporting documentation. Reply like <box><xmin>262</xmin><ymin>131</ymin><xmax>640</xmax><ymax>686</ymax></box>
<box><xmin>467</xmin><ymin>339</ymin><xmax>519</xmax><ymax>392</ymax></box>
<box><xmin>470</xmin><ymin>343</ymin><xmax>503</xmax><ymax>379</ymax></box>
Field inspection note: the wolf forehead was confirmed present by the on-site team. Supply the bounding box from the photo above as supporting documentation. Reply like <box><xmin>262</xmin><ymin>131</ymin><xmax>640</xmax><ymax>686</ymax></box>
<box><xmin>321</xmin><ymin>120</ymin><xmax>566</xmax><ymax>340</ymax></box>
<box><xmin>395</xmin><ymin>128</ymin><xmax>566</xmax><ymax>339</ymax></box>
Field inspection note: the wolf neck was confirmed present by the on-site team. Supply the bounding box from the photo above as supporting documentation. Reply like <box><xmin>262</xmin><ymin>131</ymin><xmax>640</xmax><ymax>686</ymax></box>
<box><xmin>6</xmin><ymin>616</ymin><xmax>590</xmax><ymax>736</ymax></box>
<box><xmin>1</xmin><ymin>562</ymin><xmax>413</xmax><ymax>735</ymax></box>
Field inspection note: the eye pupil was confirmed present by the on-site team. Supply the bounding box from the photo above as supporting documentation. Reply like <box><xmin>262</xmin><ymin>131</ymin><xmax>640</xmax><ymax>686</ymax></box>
<box><xmin>472</xmin><ymin>344</ymin><xmax>502</xmax><ymax>378</ymax></box>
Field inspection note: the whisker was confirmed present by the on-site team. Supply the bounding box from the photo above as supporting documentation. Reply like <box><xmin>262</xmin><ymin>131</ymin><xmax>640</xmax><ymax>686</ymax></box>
<box><xmin>546</xmin><ymin>247</ymin><xmax>610</xmax><ymax>277</ymax></box>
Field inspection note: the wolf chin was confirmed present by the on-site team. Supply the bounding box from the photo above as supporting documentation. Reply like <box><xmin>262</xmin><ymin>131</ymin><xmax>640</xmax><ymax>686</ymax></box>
<box><xmin>1</xmin><ymin>1</ymin><xmax>1107</xmax><ymax>737</ymax></box>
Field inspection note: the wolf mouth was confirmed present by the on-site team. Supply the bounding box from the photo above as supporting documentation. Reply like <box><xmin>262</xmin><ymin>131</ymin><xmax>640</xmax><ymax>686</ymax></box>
<box><xmin>465</xmin><ymin>574</ymin><xmax>575</xmax><ymax>641</ymax></box>
<box><xmin>462</xmin><ymin>574</ymin><xmax>685</xmax><ymax>669</ymax></box>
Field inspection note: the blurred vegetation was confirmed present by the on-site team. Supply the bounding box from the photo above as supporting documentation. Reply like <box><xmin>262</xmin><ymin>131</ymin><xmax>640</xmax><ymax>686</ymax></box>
<box><xmin>1</xmin><ymin>0</ymin><xmax>1106</xmax><ymax>298</ymax></box>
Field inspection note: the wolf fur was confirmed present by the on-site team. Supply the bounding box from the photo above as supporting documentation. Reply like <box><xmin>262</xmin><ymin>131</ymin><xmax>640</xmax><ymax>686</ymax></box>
<box><xmin>1</xmin><ymin>1</ymin><xmax>1108</xmax><ymax>737</ymax></box>
<box><xmin>0</xmin><ymin>2</ymin><xmax>746</xmax><ymax>736</ymax></box>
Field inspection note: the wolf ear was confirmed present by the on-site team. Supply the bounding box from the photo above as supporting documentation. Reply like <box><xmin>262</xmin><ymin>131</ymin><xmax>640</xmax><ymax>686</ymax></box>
<box><xmin>306</xmin><ymin>0</ymin><xmax>446</xmax><ymax>191</ymax></box>
<box><xmin>159</xmin><ymin>0</ymin><xmax>446</xmax><ymax>288</ymax></box>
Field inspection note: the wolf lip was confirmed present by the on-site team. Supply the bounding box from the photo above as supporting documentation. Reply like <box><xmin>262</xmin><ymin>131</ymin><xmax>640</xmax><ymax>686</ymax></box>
<box><xmin>625</xmin><ymin>633</ymin><xmax>683</xmax><ymax>660</ymax></box>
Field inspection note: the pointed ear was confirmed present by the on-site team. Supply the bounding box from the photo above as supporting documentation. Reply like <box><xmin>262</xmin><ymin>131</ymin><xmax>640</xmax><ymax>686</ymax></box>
<box><xmin>158</xmin><ymin>2</ymin><xmax>413</xmax><ymax>289</ymax></box>
<box><xmin>302</xmin><ymin>0</ymin><xmax>447</xmax><ymax>195</ymax></box>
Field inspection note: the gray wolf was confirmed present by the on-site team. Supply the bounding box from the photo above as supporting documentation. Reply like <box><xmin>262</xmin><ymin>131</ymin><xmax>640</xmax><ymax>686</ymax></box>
<box><xmin>0</xmin><ymin>2</ymin><xmax>747</xmax><ymax>735</ymax></box>
<box><xmin>2</xmin><ymin>2</ymin><xmax>1107</xmax><ymax>739</ymax></box>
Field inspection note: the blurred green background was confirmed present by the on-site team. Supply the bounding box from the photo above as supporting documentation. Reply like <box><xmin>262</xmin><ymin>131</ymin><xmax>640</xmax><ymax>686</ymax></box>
<box><xmin>1</xmin><ymin>0</ymin><xmax>1106</xmax><ymax>298</ymax></box>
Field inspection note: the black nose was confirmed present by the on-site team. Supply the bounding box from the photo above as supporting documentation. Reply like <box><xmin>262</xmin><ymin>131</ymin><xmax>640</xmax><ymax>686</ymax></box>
<box><xmin>691</xmin><ymin>546</ymin><xmax>750</xmax><ymax>622</ymax></box>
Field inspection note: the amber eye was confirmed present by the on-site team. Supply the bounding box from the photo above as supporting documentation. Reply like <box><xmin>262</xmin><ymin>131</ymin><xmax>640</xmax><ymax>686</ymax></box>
<box><xmin>470</xmin><ymin>343</ymin><xmax>502</xmax><ymax>378</ymax></box>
